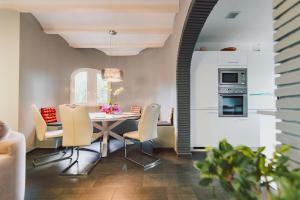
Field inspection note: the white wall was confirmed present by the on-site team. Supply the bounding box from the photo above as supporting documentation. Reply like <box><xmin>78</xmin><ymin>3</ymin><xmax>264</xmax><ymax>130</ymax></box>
<box><xmin>196</xmin><ymin>0</ymin><xmax>274</xmax><ymax>53</ymax></box>
<box><xmin>112</xmin><ymin>0</ymin><xmax>192</xmax><ymax>122</ymax></box>
<box><xmin>19</xmin><ymin>14</ymin><xmax>108</xmax><ymax>150</ymax></box>
<box><xmin>0</xmin><ymin>10</ymin><xmax>20</xmax><ymax>131</ymax></box>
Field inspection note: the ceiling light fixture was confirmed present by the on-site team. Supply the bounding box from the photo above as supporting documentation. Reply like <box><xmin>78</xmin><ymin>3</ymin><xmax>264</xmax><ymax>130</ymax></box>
<box><xmin>101</xmin><ymin>30</ymin><xmax>123</xmax><ymax>82</ymax></box>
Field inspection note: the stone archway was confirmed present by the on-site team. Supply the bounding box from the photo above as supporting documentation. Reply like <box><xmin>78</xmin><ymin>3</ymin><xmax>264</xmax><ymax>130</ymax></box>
<box><xmin>176</xmin><ymin>0</ymin><xmax>218</xmax><ymax>156</ymax></box>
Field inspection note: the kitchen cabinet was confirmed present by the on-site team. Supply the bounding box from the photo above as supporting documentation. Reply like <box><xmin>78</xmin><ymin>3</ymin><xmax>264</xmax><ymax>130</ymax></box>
<box><xmin>247</xmin><ymin>52</ymin><xmax>276</xmax><ymax>110</ymax></box>
<box><xmin>191</xmin><ymin>52</ymin><xmax>218</xmax><ymax>109</ymax></box>
<box><xmin>218</xmin><ymin>51</ymin><xmax>247</xmax><ymax>66</ymax></box>
<box><xmin>191</xmin><ymin>110</ymin><xmax>260</xmax><ymax>148</ymax></box>
<box><xmin>191</xmin><ymin>51</ymin><xmax>275</xmax><ymax>110</ymax></box>
<box><xmin>258</xmin><ymin>112</ymin><xmax>277</xmax><ymax>159</ymax></box>
<box><xmin>191</xmin><ymin>51</ymin><xmax>275</xmax><ymax>148</ymax></box>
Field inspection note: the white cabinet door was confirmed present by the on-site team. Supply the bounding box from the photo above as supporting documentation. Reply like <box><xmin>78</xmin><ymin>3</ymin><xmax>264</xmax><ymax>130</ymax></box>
<box><xmin>247</xmin><ymin>52</ymin><xmax>276</xmax><ymax>109</ymax></box>
<box><xmin>248</xmin><ymin>95</ymin><xmax>276</xmax><ymax>110</ymax></box>
<box><xmin>191</xmin><ymin>52</ymin><xmax>218</xmax><ymax>109</ymax></box>
<box><xmin>218</xmin><ymin>52</ymin><xmax>247</xmax><ymax>66</ymax></box>
<box><xmin>191</xmin><ymin>110</ymin><xmax>260</xmax><ymax>148</ymax></box>
<box><xmin>258</xmin><ymin>114</ymin><xmax>276</xmax><ymax>159</ymax></box>
<box><xmin>191</xmin><ymin>110</ymin><xmax>219</xmax><ymax>147</ymax></box>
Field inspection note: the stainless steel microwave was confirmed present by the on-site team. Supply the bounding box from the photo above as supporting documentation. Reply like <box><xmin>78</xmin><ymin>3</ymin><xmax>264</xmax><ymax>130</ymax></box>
<box><xmin>218</xmin><ymin>68</ymin><xmax>247</xmax><ymax>86</ymax></box>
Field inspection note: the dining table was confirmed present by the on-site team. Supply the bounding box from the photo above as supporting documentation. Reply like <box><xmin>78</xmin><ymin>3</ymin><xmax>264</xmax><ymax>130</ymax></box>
<box><xmin>89</xmin><ymin>112</ymin><xmax>140</xmax><ymax>157</ymax></box>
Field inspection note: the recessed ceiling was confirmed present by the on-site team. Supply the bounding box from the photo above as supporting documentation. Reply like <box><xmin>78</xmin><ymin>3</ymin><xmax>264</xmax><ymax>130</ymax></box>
<box><xmin>0</xmin><ymin>0</ymin><xmax>179</xmax><ymax>56</ymax></box>
<box><xmin>197</xmin><ymin>0</ymin><xmax>273</xmax><ymax>44</ymax></box>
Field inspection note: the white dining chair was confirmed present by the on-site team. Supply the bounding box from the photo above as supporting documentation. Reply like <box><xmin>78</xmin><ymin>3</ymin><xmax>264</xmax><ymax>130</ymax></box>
<box><xmin>158</xmin><ymin>107</ymin><xmax>174</xmax><ymax>126</ymax></box>
<box><xmin>32</xmin><ymin>104</ymin><xmax>72</xmax><ymax>167</ymax></box>
<box><xmin>123</xmin><ymin>103</ymin><xmax>161</xmax><ymax>170</ymax></box>
<box><xmin>59</xmin><ymin>104</ymin><xmax>101</xmax><ymax>176</ymax></box>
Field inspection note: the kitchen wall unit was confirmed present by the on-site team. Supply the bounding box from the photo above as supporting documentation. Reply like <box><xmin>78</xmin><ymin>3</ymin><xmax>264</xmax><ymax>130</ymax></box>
<box><xmin>191</xmin><ymin>52</ymin><xmax>218</xmax><ymax>110</ymax></box>
<box><xmin>218</xmin><ymin>51</ymin><xmax>248</xmax><ymax>66</ymax></box>
<box><xmin>191</xmin><ymin>51</ymin><xmax>275</xmax><ymax>148</ymax></box>
<box><xmin>191</xmin><ymin>110</ymin><xmax>260</xmax><ymax>147</ymax></box>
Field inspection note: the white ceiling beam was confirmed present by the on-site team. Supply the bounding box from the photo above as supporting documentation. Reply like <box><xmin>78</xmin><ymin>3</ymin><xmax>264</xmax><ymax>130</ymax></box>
<box><xmin>0</xmin><ymin>0</ymin><xmax>178</xmax><ymax>56</ymax></box>
<box><xmin>0</xmin><ymin>2</ymin><xmax>179</xmax><ymax>13</ymax></box>
<box><xmin>70</xmin><ymin>43</ymin><xmax>164</xmax><ymax>49</ymax></box>
<box><xmin>44</xmin><ymin>28</ymin><xmax>173</xmax><ymax>35</ymax></box>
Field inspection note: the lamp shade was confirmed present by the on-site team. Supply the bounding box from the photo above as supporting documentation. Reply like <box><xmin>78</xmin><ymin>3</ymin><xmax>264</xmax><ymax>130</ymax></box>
<box><xmin>101</xmin><ymin>68</ymin><xmax>123</xmax><ymax>82</ymax></box>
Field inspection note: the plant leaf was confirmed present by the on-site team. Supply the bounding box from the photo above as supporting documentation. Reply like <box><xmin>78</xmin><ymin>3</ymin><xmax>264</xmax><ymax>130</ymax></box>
<box><xmin>199</xmin><ymin>178</ymin><xmax>213</xmax><ymax>186</ymax></box>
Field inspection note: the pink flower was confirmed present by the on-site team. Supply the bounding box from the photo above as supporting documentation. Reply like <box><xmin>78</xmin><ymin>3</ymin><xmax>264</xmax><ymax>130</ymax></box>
<box><xmin>99</xmin><ymin>104</ymin><xmax>121</xmax><ymax>114</ymax></box>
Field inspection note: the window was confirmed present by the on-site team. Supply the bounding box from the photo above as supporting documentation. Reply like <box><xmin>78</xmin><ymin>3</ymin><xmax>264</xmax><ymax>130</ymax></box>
<box><xmin>71</xmin><ymin>68</ymin><xmax>108</xmax><ymax>105</ymax></box>
<box><xmin>74</xmin><ymin>71</ymin><xmax>87</xmax><ymax>104</ymax></box>
<box><xmin>96</xmin><ymin>73</ymin><xmax>109</xmax><ymax>104</ymax></box>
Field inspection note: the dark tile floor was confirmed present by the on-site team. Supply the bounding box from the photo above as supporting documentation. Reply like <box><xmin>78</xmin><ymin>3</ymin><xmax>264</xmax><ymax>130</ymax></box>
<box><xmin>26</xmin><ymin>140</ymin><xmax>229</xmax><ymax>200</ymax></box>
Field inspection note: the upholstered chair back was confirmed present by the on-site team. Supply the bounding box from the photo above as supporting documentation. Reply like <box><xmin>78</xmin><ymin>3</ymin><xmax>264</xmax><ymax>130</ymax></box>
<box><xmin>32</xmin><ymin>104</ymin><xmax>47</xmax><ymax>141</ymax></box>
<box><xmin>59</xmin><ymin>105</ymin><xmax>93</xmax><ymax>147</ymax></box>
<box><xmin>138</xmin><ymin>103</ymin><xmax>161</xmax><ymax>142</ymax></box>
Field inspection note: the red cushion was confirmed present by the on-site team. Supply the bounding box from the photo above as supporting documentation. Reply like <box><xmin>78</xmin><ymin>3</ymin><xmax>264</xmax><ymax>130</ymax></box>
<box><xmin>40</xmin><ymin>107</ymin><xmax>57</xmax><ymax>123</ymax></box>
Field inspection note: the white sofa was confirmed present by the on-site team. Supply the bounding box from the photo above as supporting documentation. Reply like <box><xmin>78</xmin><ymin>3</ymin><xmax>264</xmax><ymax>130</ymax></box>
<box><xmin>0</xmin><ymin>131</ymin><xmax>26</xmax><ymax>200</ymax></box>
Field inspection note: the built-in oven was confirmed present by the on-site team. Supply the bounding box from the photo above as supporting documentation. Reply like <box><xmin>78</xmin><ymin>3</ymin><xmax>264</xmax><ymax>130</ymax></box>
<box><xmin>218</xmin><ymin>87</ymin><xmax>248</xmax><ymax>117</ymax></box>
<box><xmin>219</xmin><ymin>68</ymin><xmax>247</xmax><ymax>86</ymax></box>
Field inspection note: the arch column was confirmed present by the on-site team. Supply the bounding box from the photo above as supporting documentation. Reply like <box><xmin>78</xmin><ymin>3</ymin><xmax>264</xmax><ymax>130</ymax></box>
<box><xmin>176</xmin><ymin>0</ymin><xmax>218</xmax><ymax>156</ymax></box>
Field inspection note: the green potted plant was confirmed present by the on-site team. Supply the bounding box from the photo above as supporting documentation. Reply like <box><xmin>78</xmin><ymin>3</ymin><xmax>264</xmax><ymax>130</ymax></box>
<box><xmin>194</xmin><ymin>139</ymin><xmax>300</xmax><ymax>200</ymax></box>
<box><xmin>272</xmin><ymin>170</ymin><xmax>300</xmax><ymax>199</ymax></box>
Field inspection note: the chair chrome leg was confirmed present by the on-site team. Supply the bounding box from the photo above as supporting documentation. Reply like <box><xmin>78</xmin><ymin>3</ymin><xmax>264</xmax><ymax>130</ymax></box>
<box><xmin>140</xmin><ymin>141</ymin><xmax>161</xmax><ymax>170</ymax></box>
<box><xmin>60</xmin><ymin>147</ymin><xmax>80</xmax><ymax>175</ymax></box>
<box><xmin>124</xmin><ymin>137</ymin><xmax>161</xmax><ymax>171</ymax></box>
<box><xmin>124</xmin><ymin>138</ymin><xmax>127</xmax><ymax>157</ymax></box>
<box><xmin>84</xmin><ymin>138</ymin><xmax>102</xmax><ymax>155</ymax></box>
<box><xmin>141</xmin><ymin>141</ymin><xmax>155</xmax><ymax>157</ymax></box>
<box><xmin>60</xmin><ymin>146</ymin><xmax>101</xmax><ymax>176</ymax></box>
<box><xmin>34</xmin><ymin>151</ymin><xmax>60</xmax><ymax>159</ymax></box>
<box><xmin>79</xmin><ymin>147</ymin><xmax>100</xmax><ymax>154</ymax></box>
<box><xmin>32</xmin><ymin>148</ymin><xmax>73</xmax><ymax>167</ymax></box>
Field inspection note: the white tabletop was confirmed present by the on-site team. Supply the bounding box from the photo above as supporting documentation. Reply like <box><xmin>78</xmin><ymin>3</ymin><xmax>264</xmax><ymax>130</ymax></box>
<box><xmin>89</xmin><ymin>112</ymin><xmax>140</xmax><ymax>122</ymax></box>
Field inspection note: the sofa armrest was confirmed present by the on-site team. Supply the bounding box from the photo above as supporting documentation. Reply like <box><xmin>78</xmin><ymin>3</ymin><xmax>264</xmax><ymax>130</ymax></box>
<box><xmin>0</xmin><ymin>131</ymin><xmax>26</xmax><ymax>200</ymax></box>
<box><xmin>0</xmin><ymin>154</ymin><xmax>12</xmax><ymax>174</ymax></box>
<box><xmin>0</xmin><ymin>141</ymin><xmax>11</xmax><ymax>154</ymax></box>
<box><xmin>0</xmin><ymin>132</ymin><xmax>25</xmax><ymax>155</ymax></box>
<box><xmin>0</xmin><ymin>155</ymin><xmax>13</xmax><ymax>200</ymax></box>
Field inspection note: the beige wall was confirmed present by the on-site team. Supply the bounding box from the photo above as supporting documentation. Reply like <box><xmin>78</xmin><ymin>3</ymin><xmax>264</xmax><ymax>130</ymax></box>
<box><xmin>109</xmin><ymin>0</ymin><xmax>192</xmax><ymax>151</ymax></box>
<box><xmin>0</xmin><ymin>10</ymin><xmax>20</xmax><ymax>131</ymax></box>
<box><xmin>19</xmin><ymin>14</ymin><xmax>109</xmax><ymax>150</ymax></box>
<box><xmin>112</xmin><ymin>0</ymin><xmax>192</xmax><ymax>121</ymax></box>
<box><xmin>19</xmin><ymin>0</ymin><xmax>192</xmax><ymax>150</ymax></box>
